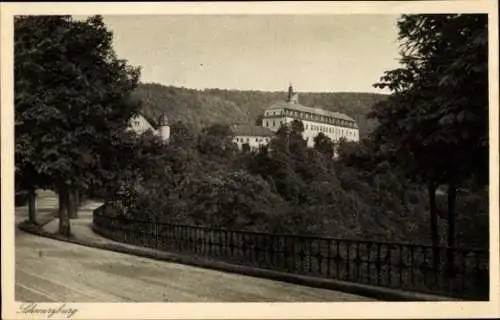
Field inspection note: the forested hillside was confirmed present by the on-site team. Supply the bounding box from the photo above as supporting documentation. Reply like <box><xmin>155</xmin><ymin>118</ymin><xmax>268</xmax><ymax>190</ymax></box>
<box><xmin>132</xmin><ymin>83</ymin><xmax>388</xmax><ymax>137</ymax></box>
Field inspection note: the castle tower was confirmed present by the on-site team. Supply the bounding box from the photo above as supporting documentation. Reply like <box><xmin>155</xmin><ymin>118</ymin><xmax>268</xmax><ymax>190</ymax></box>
<box><xmin>158</xmin><ymin>112</ymin><xmax>170</xmax><ymax>142</ymax></box>
<box><xmin>287</xmin><ymin>83</ymin><xmax>294</xmax><ymax>102</ymax></box>
<box><xmin>287</xmin><ymin>83</ymin><xmax>299</xmax><ymax>104</ymax></box>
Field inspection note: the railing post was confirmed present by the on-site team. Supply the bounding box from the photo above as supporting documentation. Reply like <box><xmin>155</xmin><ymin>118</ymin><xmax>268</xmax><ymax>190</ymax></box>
<box><xmin>409</xmin><ymin>245</ymin><xmax>415</xmax><ymax>285</ymax></box>
<box><xmin>284</xmin><ymin>235</ymin><xmax>289</xmax><ymax>272</ymax></box>
<box><xmin>317</xmin><ymin>239</ymin><xmax>323</xmax><ymax>275</ymax></box>
<box><xmin>155</xmin><ymin>223</ymin><xmax>159</xmax><ymax>249</ymax></box>
<box><xmin>335</xmin><ymin>241</ymin><xmax>340</xmax><ymax>279</ymax></box>
<box><xmin>327</xmin><ymin>239</ymin><xmax>332</xmax><ymax>277</ymax></box>
<box><xmin>387</xmin><ymin>246</ymin><xmax>392</xmax><ymax>286</ymax></box>
<box><xmin>376</xmin><ymin>243</ymin><xmax>381</xmax><ymax>285</ymax></box>
<box><xmin>308</xmin><ymin>238</ymin><xmax>313</xmax><ymax>273</ymax></box>
<box><xmin>398</xmin><ymin>245</ymin><xmax>403</xmax><ymax>287</ymax></box>
<box><xmin>423</xmin><ymin>247</ymin><xmax>428</xmax><ymax>286</ymax></box>
<box><xmin>346</xmin><ymin>242</ymin><xmax>350</xmax><ymax>280</ymax></box>
<box><xmin>355</xmin><ymin>242</ymin><xmax>360</xmax><ymax>281</ymax></box>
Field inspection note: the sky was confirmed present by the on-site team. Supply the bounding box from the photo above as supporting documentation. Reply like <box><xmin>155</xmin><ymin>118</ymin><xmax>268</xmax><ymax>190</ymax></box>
<box><xmin>101</xmin><ymin>15</ymin><xmax>402</xmax><ymax>93</ymax></box>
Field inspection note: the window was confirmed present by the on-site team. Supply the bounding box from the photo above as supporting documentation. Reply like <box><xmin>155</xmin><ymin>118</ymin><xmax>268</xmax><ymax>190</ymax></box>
<box><xmin>273</xmin><ymin>120</ymin><xmax>275</xmax><ymax>126</ymax></box>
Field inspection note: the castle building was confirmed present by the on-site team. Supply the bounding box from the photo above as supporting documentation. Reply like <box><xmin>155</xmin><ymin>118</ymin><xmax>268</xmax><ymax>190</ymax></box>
<box><xmin>262</xmin><ymin>85</ymin><xmax>359</xmax><ymax>147</ymax></box>
<box><xmin>231</xmin><ymin>124</ymin><xmax>275</xmax><ymax>151</ymax></box>
<box><xmin>128</xmin><ymin>112</ymin><xmax>170</xmax><ymax>142</ymax></box>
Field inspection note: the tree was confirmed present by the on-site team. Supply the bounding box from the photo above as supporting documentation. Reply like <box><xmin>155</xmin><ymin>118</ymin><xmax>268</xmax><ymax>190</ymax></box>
<box><xmin>313</xmin><ymin>132</ymin><xmax>335</xmax><ymax>158</ymax></box>
<box><xmin>255</xmin><ymin>114</ymin><xmax>264</xmax><ymax>126</ymax></box>
<box><xmin>370</xmin><ymin>14</ymin><xmax>488</xmax><ymax>262</ymax></box>
<box><xmin>15</xmin><ymin>15</ymin><xmax>141</xmax><ymax>236</ymax></box>
<box><xmin>170</xmin><ymin>121</ymin><xmax>196</xmax><ymax>147</ymax></box>
<box><xmin>197</xmin><ymin>123</ymin><xmax>237</xmax><ymax>165</ymax></box>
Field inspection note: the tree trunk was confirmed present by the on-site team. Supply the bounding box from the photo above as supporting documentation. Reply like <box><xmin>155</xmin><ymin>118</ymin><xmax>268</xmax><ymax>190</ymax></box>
<box><xmin>428</xmin><ymin>180</ymin><xmax>440</xmax><ymax>271</ymax></box>
<box><xmin>447</xmin><ymin>178</ymin><xmax>457</xmax><ymax>272</ymax></box>
<box><xmin>68</xmin><ymin>189</ymin><xmax>78</xmax><ymax>219</ymax></box>
<box><xmin>75</xmin><ymin>189</ymin><xmax>80</xmax><ymax>207</ymax></box>
<box><xmin>58</xmin><ymin>188</ymin><xmax>71</xmax><ymax>237</ymax></box>
<box><xmin>28</xmin><ymin>188</ymin><xmax>37</xmax><ymax>225</ymax></box>
<box><xmin>79</xmin><ymin>189</ymin><xmax>86</xmax><ymax>205</ymax></box>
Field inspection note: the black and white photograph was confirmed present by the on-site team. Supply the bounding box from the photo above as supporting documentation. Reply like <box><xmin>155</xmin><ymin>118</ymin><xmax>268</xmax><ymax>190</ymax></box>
<box><xmin>1</xmin><ymin>1</ymin><xmax>499</xmax><ymax>319</ymax></box>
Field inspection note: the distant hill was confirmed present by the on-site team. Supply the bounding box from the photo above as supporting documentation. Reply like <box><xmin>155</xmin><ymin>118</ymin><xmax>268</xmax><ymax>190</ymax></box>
<box><xmin>132</xmin><ymin>83</ymin><xmax>388</xmax><ymax>137</ymax></box>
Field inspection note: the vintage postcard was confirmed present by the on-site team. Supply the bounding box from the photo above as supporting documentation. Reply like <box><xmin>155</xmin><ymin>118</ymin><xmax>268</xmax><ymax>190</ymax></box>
<box><xmin>1</xmin><ymin>1</ymin><xmax>499</xmax><ymax>319</ymax></box>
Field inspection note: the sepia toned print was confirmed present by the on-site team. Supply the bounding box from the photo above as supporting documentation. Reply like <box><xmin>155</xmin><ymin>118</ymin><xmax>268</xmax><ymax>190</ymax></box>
<box><xmin>2</xmin><ymin>2</ymin><xmax>499</xmax><ymax>320</ymax></box>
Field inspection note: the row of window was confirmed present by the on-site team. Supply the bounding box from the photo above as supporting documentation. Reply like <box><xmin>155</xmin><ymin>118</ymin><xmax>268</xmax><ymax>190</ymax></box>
<box><xmin>306</xmin><ymin>124</ymin><xmax>357</xmax><ymax>137</ymax></box>
<box><xmin>264</xmin><ymin>109</ymin><xmax>355</xmax><ymax>127</ymax></box>
<box><xmin>264</xmin><ymin>120</ymin><xmax>357</xmax><ymax>137</ymax></box>
<box><xmin>234</xmin><ymin>137</ymin><xmax>270</xmax><ymax>143</ymax></box>
<box><xmin>235</xmin><ymin>130</ymin><xmax>359</xmax><ymax>146</ymax></box>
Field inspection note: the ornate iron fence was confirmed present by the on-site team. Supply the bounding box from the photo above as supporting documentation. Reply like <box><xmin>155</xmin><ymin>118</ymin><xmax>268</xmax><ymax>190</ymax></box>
<box><xmin>93</xmin><ymin>206</ymin><xmax>489</xmax><ymax>300</ymax></box>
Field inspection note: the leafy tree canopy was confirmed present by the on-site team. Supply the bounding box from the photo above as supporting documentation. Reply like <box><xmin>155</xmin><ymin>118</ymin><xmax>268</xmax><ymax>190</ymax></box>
<box><xmin>15</xmin><ymin>15</ymin><xmax>142</xmax><ymax>193</ymax></box>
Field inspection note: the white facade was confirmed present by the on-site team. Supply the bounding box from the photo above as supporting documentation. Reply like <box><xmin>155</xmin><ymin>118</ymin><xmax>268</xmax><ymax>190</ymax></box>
<box><xmin>231</xmin><ymin>124</ymin><xmax>275</xmax><ymax>151</ymax></box>
<box><xmin>233</xmin><ymin>135</ymin><xmax>272</xmax><ymax>151</ymax></box>
<box><xmin>159</xmin><ymin>126</ymin><xmax>171</xmax><ymax>141</ymax></box>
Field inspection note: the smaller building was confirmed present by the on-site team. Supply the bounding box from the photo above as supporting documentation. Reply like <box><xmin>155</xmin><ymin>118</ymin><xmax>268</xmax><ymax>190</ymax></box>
<box><xmin>232</xmin><ymin>124</ymin><xmax>275</xmax><ymax>152</ymax></box>
<box><xmin>128</xmin><ymin>112</ymin><xmax>170</xmax><ymax>142</ymax></box>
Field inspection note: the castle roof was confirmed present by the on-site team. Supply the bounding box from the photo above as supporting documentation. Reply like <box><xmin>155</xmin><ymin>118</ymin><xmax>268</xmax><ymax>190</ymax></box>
<box><xmin>268</xmin><ymin>101</ymin><xmax>355</xmax><ymax>122</ymax></box>
<box><xmin>232</xmin><ymin>124</ymin><xmax>275</xmax><ymax>137</ymax></box>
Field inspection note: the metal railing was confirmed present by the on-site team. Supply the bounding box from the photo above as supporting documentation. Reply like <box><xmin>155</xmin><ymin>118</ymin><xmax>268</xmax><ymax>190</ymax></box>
<box><xmin>93</xmin><ymin>205</ymin><xmax>489</xmax><ymax>300</ymax></box>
